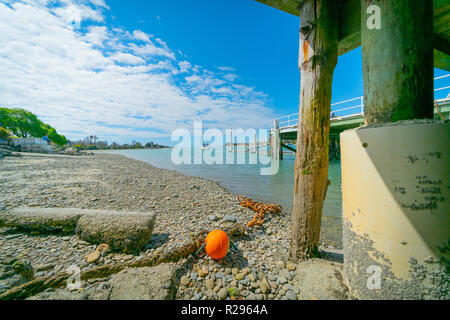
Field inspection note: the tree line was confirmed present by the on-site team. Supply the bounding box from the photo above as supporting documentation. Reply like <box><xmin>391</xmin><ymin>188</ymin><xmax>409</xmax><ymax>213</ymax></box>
<box><xmin>0</xmin><ymin>107</ymin><xmax>168</xmax><ymax>150</ymax></box>
<box><xmin>0</xmin><ymin>108</ymin><xmax>67</xmax><ymax>145</ymax></box>
<box><xmin>67</xmin><ymin>136</ymin><xmax>169</xmax><ymax>150</ymax></box>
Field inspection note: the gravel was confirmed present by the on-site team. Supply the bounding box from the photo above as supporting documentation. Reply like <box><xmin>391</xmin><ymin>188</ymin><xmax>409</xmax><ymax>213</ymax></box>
<box><xmin>0</xmin><ymin>153</ymin><xmax>342</xmax><ymax>300</ymax></box>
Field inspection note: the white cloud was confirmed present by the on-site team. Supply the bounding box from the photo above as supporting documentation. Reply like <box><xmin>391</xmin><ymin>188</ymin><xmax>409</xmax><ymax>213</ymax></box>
<box><xmin>132</xmin><ymin>30</ymin><xmax>151</xmax><ymax>43</ymax></box>
<box><xmin>223</xmin><ymin>73</ymin><xmax>239</xmax><ymax>82</ymax></box>
<box><xmin>83</xmin><ymin>25</ymin><xmax>108</xmax><ymax>47</ymax></box>
<box><xmin>52</xmin><ymin>3</ymin><xmax>105</xmax><ymax>24</ymax></box>
<box><xmin>110</xmin><ymin>53</ymin><xmax>145</xmax><ymax>65</ymax></box>
<box><xmin>128</xmin><ymin>42</ymin><xmax>175</xmax><ymax>60</ymax></box>
<box><xmin>178</xmin><ymin>61</ymin><xmax>192</xmax><ymax>73</ymax></box>
<box><xmin>0</xmin><ymin>0</ymin><xmax>274</xmax><ymax>143</ymax></box>
<box><xmin>217</xmin><ymin>66</ymin><xmax>235</xmax><ymax>72</ymax></box>
<box><xmin>87</xmin><ymin>0</ymin><xmax>109</xmax><ymax>9</ymax></box>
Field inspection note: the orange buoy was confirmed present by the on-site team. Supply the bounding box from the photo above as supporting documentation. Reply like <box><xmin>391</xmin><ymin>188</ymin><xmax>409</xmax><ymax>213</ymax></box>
<box><xmin>205</xmin><ymin>229</ymin><xmax>230</xmax><ymax>260</ymax></box>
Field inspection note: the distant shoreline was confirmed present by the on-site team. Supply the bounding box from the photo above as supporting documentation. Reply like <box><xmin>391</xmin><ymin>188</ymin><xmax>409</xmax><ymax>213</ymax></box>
<box><xmin>93</xmin><ymin>147</ymin><xmax>173</xmax><ymax>152</ymax></box>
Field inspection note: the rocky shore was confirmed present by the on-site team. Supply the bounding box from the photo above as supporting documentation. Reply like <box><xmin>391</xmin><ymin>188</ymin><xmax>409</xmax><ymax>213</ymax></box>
<box><xmin>0</xmin><ymin>153</ymin><xmax>351</xmax><ymax>300</ymax></box>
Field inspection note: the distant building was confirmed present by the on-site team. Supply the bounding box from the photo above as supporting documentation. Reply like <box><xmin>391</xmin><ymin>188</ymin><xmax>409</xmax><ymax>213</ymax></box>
<box><xmin>12</xmin><ymin>137</ymin><xmax>54</xmax><ymax>153</ymax></box>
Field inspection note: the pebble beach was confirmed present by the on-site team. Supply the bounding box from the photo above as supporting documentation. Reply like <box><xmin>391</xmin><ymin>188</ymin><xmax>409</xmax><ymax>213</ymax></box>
<box><xmin>0</xmin><ymin>153</ymin><xmax>348</xmax><ymax>300</ymax></box>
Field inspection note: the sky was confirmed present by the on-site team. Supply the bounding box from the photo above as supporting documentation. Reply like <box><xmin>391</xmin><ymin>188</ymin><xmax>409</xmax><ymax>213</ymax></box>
<box><xmin>0</xmin><ymin>0</ymin><xmax>448</xmax><ymax>145</ymax></box>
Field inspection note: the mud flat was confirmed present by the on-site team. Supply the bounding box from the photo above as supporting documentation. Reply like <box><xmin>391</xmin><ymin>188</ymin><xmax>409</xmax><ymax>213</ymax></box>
<box><xmin>0</xmin><ymin>153</ymin><xmax>349</xmax><ymax>300</ymax></box>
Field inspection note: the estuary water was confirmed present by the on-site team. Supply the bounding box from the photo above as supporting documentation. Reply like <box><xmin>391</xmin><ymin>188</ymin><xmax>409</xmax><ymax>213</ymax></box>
<box><xmin>107</xmin><ymin>148</ymin><xmax>343</xmax><ymax>247</ymax></box>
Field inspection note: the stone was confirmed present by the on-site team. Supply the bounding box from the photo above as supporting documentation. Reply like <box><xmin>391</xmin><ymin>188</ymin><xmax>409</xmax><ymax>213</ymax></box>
<box><xmin>228</xmin><ymin>287</ymin><xmax>239</xmax><ymax>297</ymax></box>
<box><xmin>218</xmin><ymin>288</ymin><xmax>228</xmax><ymax>300</ymax></box>
<box><xmin>260</xmin><ymin>279</ymin><xmax>270</xmax><ymax>294</ymax></box>
<box><xmin>0</xmin><ymin>149</ymin><xmax>12</xmax><ymax>156</ymax></box>
<box><xmin>76</xmin><ymin>211</ymin><xmax>156</xmax><ymax>254</ymax></box>
<box><xmin>5</xmin><ymin>234</ymin><xmax>21</xmax><ymax>240</ymax></box>
<box><xmin>109</xmin><ymin>264</ymin><xmax>176</xmax><ymax>300</ymax></box>
<box><xmin>180</xmin><ymin>276</ymin><xmax>190</xmax><ymax>286</ymax></box>
<box><xmin>287</xmin><ymin>262</ymin><xmax>297</xmax><ymax>271</ymax></box>
<box><xmin>12</xmin><ymin>260</ymin><xmax>34</xmax><ymax>279</ymax></box>
<box><xmin>235</xmin><ymin>273</ymin><xmax>244</xmax><ymax>281</ymax></box>
<box><xmin>276</xmin><ymin>261</ymin><xmax>285</xmax><ymax>269</ymax></box>
<box><xmin>96</xmin><ymin>244</ymin><xmax>110</xmax><ymax>253</ymax></box>
<box><xmin>223</xmin><ymin>215</ymin><xmax>237</xmax><ymax>223</ymax></box>
<box><xmin>231</xmin><ymin>268</ymin><xmax>239</xmax><ymax>275</ymax></box>
<box><xmin>123</xmin><ymin>255</ymin><xmax>134</xmax><ymax>261</ymax></box>
<box><xmin>0</xmin><ymin>207</ymin><xmax>87</xmax><ymax>233</ymax></box>
<box><xmin>291</xmin><ymin>259</ymin><xmax>350</xmax><ymax>300</ymax></box>
<box><xmin>269</xmin><ymin>281</ymin><xmax>278</xmax><ymax>289</ymax></box>
<box><xmin>205</xmin><ymin>279</ymin><xmax>214</xmax><ymax>290</ymax></box>
<box><xmin>198</xmin><ymin>269</ymin><xmax>208</xmax><ymax>278</ymax></box>
<box><xmin>280</xmin><ymin>269</ymin><xmax>293</xmax><ymax>281</ymax></box>
<box><xmin>241</xmin><ymin>290</ymin><xmax>250</xmax><ymax>297</ymax></box>
<box><xmin>208</xmin><ymin>215</ymin><xmax>218</xmax><ymax>222</ymax></box>
<box><xmin>278</xmin><ymin>277</ymin><xmax>287</xmax><ymax>284</ymax></box>
<box><xmin>34</xmin><ymin>263</ymin><xmax>55</xmax><ymax>272</ymax></box>
<box><xmin>285</xmin><ymin>290</ymin><xmax>298</xmax><ymax>300</ymax></box>
<box><xmin>194</xmin><ymin>293</ymin><xmax>202</xmax><ymax>300</ymax></box>
<box><xmin>86</xmin><ymin>250</ymin><xmax>101</xmax><ymax>264</ymax></box>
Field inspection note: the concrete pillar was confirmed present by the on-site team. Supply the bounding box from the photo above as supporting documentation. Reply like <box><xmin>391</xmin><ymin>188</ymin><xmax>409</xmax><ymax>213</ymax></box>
<box><xmin>341</xmin><ymin>121</ymin><xmax>450</xmax><ymax>299</ymax></box>
<box><xmin>229</xmin><ymin>130</ymin><xmax>234</xmax><ymax>151</ymax></box>
<box><xmin>270</xmin><ymin>119</ymin><xmax>282</xmax><ymax>161</ymax></box>
<box><xmin>361</xmin><ymin>0</ymin><xmax>434</xmax><ymax>124</ymax></box>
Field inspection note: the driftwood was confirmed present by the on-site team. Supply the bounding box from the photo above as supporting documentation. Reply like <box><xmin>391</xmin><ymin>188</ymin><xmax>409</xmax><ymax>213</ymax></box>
<box><xmin>0</xmin><ymin>224</ymin><xmax>246</xmax><ymax>300</ymax></box>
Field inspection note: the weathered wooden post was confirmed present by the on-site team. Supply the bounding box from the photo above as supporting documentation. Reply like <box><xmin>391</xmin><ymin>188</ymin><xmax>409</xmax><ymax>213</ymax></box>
<box><xmin>361</xmin><ymin>0</ymin><xmax>434</xmax><ymax>123</ymax></box>
<box><xmin>290</xmin><ymin>0</ymin><xmax>339</xmax><ymax>260</ymax></box>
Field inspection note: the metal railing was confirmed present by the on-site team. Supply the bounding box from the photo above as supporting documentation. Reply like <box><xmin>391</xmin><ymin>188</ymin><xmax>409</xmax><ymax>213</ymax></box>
<box><xmin>275</xmin><ymin>74</ymin><xmax>450</xmax><ymax>129</ymax></box>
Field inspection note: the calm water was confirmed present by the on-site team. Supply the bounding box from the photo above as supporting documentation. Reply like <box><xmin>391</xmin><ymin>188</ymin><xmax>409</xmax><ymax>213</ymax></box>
<box><xmin>106</xmin><ymin>148</ymin><xmax>343</xmax><ymax>247</ymax></box>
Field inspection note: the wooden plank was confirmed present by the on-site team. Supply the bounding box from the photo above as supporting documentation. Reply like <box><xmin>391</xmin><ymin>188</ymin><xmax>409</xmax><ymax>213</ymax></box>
<box><xmin>255</xmin><ymin>0</ymin><xmax>450</xmax><ymax>67</ymax></box>
<box><xmin>281</xmin><ymin>142</ymin><xmax>297</xmax><ymax>153</ymax></box>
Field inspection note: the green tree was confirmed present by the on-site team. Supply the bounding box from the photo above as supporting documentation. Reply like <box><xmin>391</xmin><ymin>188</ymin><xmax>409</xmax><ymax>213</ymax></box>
<box><xmin>0</xmin><ymin>127</ymin><xmax>10</xmax><ymax>140</ymax></box>
<box><xmin>0</xmin><ymin>107</ymin><xmax>67</xmax><ymax>146</ymax></box>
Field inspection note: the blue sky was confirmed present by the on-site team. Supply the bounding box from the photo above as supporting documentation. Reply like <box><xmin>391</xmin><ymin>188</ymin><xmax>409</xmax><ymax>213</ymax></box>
<box><xmin>0</xmin><ymin>0</ymin><xmax>448</xmax><ymax>146</ymax></box>
<box><xmin>105</xmin><ymin>0</ymin><xmax>365</xmax><ymax>117</ymax></box>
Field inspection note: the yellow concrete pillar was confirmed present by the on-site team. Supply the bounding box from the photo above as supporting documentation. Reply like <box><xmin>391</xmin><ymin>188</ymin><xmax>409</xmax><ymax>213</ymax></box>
<box><xmin>340</xmin><ymin>121</ymin><xmax>450</xmax><ymax>300</ymax></box>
